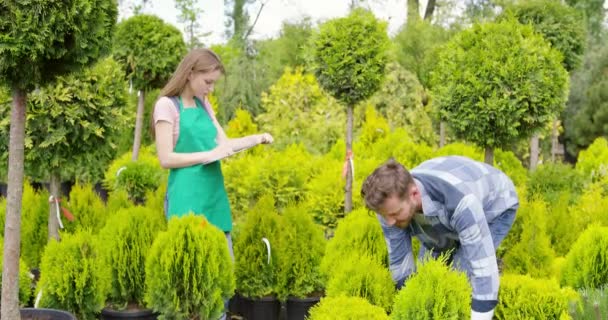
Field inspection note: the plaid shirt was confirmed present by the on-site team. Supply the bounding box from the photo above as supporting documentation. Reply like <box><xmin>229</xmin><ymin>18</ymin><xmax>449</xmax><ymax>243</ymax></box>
<box><xmin>378</xmin><ymin>156</ymin><xmax>519</xmax><ymax>311</ymax></box>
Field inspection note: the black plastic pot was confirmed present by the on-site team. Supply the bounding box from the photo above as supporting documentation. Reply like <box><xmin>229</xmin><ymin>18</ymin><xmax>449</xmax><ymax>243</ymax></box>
<box><xmin>240</xmin><ymin>295</ymin><xmax>281</xmax><ymax>320</ymax></box>
<box><xmin>286</xmin><ymin>296</ymin><xmax>320</xmax><ymax>320</ymax></box>
<box><xmin>20</xmin><ymin>308</ymin><xmax>76</xmax><ymax>320</ymax></box>
<box><xmin>100</xmin><ymin>307</ymin><xmax>158</xmax><ymax>320</ymax></box>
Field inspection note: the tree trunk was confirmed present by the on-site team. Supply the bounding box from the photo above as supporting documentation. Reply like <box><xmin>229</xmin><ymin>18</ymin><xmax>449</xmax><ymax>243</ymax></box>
<box><xmin>1</xmin><ymin>87</ymin><xmax>27</xmax><ymax>320</ymax></box>
<box><xmin>484</xmin><ymin>147</ymin><xmax>494</xmax><ymax>166</ymax></box>
<box><xmin>439</xmin><ymin>121</ymin><xmax>446</xmax><ymax>148</ymax></box>
<box><xmin>48</xmin><ymin>173</ymin><xmax>62</xmax><ymax>241</ymax></box>
<box><xmin>530</xmin><ymin>134</ymin><xmax>540</xmax><ymax>170</ymax></box>
<box><xmin>132</xmin><ymin>90</ymin><xmax>146</xmax><ymax>161</ymax></box>
<box><xmin>551</xmin><ymin>119</ymin><xmax>559</xmax><ymax>162</ymax></box>
<box><xmin>344</xmin><ymin>106</ymin><xmax>354</xmax><ymax>214</ymax></box>
<box><xmin>424</xmin><ymin>0</ymin><xmax>437</xmax><ymax>20</ymax></box>
<box><xmin>407</xmin><ymin>0</ymin><xmax>420</xmax><ymax>25</ymax></box>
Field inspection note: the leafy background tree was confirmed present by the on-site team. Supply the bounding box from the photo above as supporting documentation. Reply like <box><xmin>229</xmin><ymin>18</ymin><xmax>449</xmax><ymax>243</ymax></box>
<box><xmin>0</xmin><ymin>0</ymin><xmax>117</xmax><ymax>317</ymax></box>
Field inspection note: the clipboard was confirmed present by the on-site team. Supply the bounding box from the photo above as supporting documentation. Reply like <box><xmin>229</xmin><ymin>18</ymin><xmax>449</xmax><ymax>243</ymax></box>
<box><xmin>202</xmin><ymin>144</ymin><xmax>257</xmax><ymax>164</ymax></box>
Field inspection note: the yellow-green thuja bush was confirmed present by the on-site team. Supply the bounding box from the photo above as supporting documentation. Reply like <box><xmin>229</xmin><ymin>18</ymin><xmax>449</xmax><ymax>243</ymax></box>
<box><xmin>99</xmin><ymin>206</ymin><xmax>165</xmax><ymax>308</ymax></box>
<box><xmin>527</xmin><ymin>163</ymin><xmax>585</xmax><ymax>205</ymax></box>
<box><xmin>37</xmin><ymin>230</ymin><xmax>110</xmax><ymax>320</ymax></box>
<box><xmin>144</xmin><ymin>215</ymin><xmax>234</xmax><ymax>320</ymax></box>
<box><xmin>302</xmin><ymin>156</ymin><xmax>345</xmax><ymax>230</ymax></box>
<box><xmin>495</xmin><ymin>274</ymin><xmax>578</xmax><ymax>320</ymax></box>
<box><xmin>308</xmin><ymin>296</ymin><xmax>389</xmax><ymax>320</ymax></box>
<box><xmin>503</xmin><ymin>197</ymin><xmax>555</xmax><ymax>278</ymax></box>
<box><xmin>561</xmin><ymin>225</ymin><xmax>608</xmax><ymax>290</ymax></box>
<box><xmin>320</xmin><ymin>208</ymin><xmax>388</xmax><ymax>278</ymax></box>
<box><xmin>20</xmin><ymin>182</ymin><xmax>49</xmax><ymax>268</ymax></box>
<box><xmin>325</xmin><ymin>254</ymin><xmax>395</xmax><ymax>311</ymax></box>
<box><xmin>391</xmin><ymin>257</ymin><xmax>471</xmax><ymax>320</ymax></box>
<box><xmin>0</xmin><ymin>237</ymin><xmax>33</xmax><ymax>306</ymax></box>
<box><xmin>575</xmin><ymin>136</ymin><xmax>608</xmax><ymax>186</ymax></box>
<box><xmin>275</xmin><ymin>205</ymin><xmax>326</xmax><ymax>301</ymax></box>
<box><xmin>234</xmin><ymin>195</ymin><xmax>282</xmax><ymax>298</ymax></box>
<box><xmin>105</xmin><ymin>189</ymin><xmax>134</xmax><ymax>214</ymax></box>
<box><xmin>64</xmin><ymin>182</ymin><xmax>107</xmax><ymax>234</ymax></box>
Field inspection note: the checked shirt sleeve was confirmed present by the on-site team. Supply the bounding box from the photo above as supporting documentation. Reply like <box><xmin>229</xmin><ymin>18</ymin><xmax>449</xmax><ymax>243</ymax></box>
<box><xmin>450</xmin><ymin>194</ymin><xmax>499</xmax><ymax>312</ymax></box>
<box><xmin>378</xmin><ymin>215</ymin><xmax>415</xmax><ymax>288</ymax></box>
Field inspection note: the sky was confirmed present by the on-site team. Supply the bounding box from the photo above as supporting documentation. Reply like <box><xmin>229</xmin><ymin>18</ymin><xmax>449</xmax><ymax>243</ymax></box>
<box><xmin>119</xmin><ymin>0</ymin><xmax>409</xmax><ymax>45</ymax></box>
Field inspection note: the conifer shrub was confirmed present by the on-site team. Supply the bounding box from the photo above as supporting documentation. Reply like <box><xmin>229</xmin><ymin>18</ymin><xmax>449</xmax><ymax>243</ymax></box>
<box><xmin>0</xmin><ymin>237</ymin><xmax>33</xmax><ymax>306</ymax></box>
<box><xmin>494</xmin><ymin>149</ymin><xmax>528</xmax><ymax>187</ymax></box>
<box><xmin>561</xmin><ymin>225</ymin><xmax>608</xmax><ymax>289</ymax></box>
<box><xmin>64</xmin><ymin>182</ymin><xmax>107</xmax><ymax>233</ymax></box>
<box><xmin>320</xmin><ymin>208</ymin><xmax>388</xmax><ymax>278</ymax></box>
<box><xmin>495</xmin><ymin>274</ymin><xmax>578</xmax><ymax>320</ymax></box>
<box><xmin>527</xmin><ymin>162</ymin><xmax>585</xmax><ymax>204</ymax></box>
<box><xmin>20</xmin><ymin>182</ymin><xmax>49</xmax><ymax>268</ymax></box>
<box><xmin>144</xmin><ymin>215</ymin><xmax>234</xmax><ymax>319</ymax></box>
<box><xmin>391</xmin><ymin>257</ymin><xmax>471</xmax><ymax>320</ymax></box>
<box><xmin>302</xmin><ymin>157</ymin><xmax>345</xmax><ymax>230</ymax></box>
<box><xmin>275</xmin><ymin>205</ymin><xmax>326</xmax><ymax>301</ymax></box>
<box><xmin>99</xmin><ymin>206</ymin><xmax>165</xmax><ymax>308</ymax></box>
<box><xmin>308</xmin><ymin>296</ymin><xmax>389</xmax><ymax>320</ymax></box>
<box><xmin>576</xmin><ymin>137</ymin><xmax>608</xmax><ymax>185</ymax></box>
<box><xmin>37</xmin><ymin>230</ymin><xmax>110</xmax><ymax>319</ymax></box>
<box><xmin>325</xmin><ymin>254</ymin><xmax>394</xmax><ymax>311</ymax></box>
<box><xmin>143</xmin><ymin>181</ymin><xmax>167</xmax><ymax>217</ymax></box>
<box><xmin>573</xmin><ymin>286</ymin><xmax>608</xmax><ymax>320</ymax></box>
<box><xmin>234</xmin><ymin>195</ymin><xmax>282</xmax><ymax>298</ymax></box>
<box><xmin>105</xmin><ymin>189</ymin><xmax>134</xmax><ymax>214</ymax></box>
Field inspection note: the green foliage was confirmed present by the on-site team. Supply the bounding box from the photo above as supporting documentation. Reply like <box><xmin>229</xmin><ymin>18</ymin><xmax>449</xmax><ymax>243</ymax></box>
<box><xmin>0</xmin><ymin>0</ymin><xmax>118</xmax><ymax>90</ymax></box>
<box><xmin>104</xmin><ymin>146</ymin><xmax>166</xmax><ymax>203</ymax></box>
<box><xmin>144</xmin><ymin>215</ymin><xmax>234</xmax><ymax>320</ymax></box>
<box><xmin>20</xmin><ymin>182</ymin><xmax>49</xmax><ymax>268</ymax></box>
<box><xmin>565</xmin><ymin>0</ymin><xmax>606</xmax><ymax>38</ymax></box>
<box><xmin>99</xmin><ymin>206</ymin><xmax>165</xmax><ymax>307</ymax></box>
<box><xmin>37</xmin><ymin>231</ymin><xmax>111</xmax><ymax>320</ymax></box>
<box><xmin>226</xmin><ymin>108</ymin><xmax>259</xmax><ymax>138</ymax></box>
<box><xmin>325</xmin><ymin>254</ymin><xmax>395</xmax><ymax>311</ymax></box>
<box><xmin>275</xmin><ymin>205</ymin><xmax>326</xmax><ymax>301</ymax></box>
<box><xmin>503</xmin><ymin>198</ymin><xmax>555</xmax><ymax>278</ymax></box>
<box><xmin>308</xmin><ymin>296</ymin><xmax>389</xmax><ymax>320</ymax></box>
<box><xmin>257</xmin><ymin>67</ymin><xmax>344</xmax><ymax>154</ymax></box>
<box><xmin>0</xmin><ymin>58</ymin><xmax>130</xmax><ymax>183</ymax></box>
<box><xmin>494</xmin><ymin>148</ymin><xmax>528</xmax><ymax>187</ymax></box>
<box><xmin>106</xmin><ymin>190</ymin><xmax>134</xmax><ymax>214</ymax></box>
<box><xmin>357</xmin><ymin>105</ymin><xmax>390</xmax><ymax>149</ymax></box>
<box><xmin>573</xmin><ymin>286</ymin><xmax>608</xmax><ymax>320</ymax></box>
<box><xmin>495</xmin><ymin>274</ymin><xmax>578</xmax><ymax>320</ymax></box>
<box><xmin>367</xmin><ymin>62</ymin><xmax>436</xmax><ymax>145</ymax></box>
<box><xmin>313</xmin><ymin>8</ymin><xmax>390</xmax><ymax>107</ymax></box>
<box><xmin>391</xmin><ymin>257</ymin><xmax>471</xmax><ymax>320</ymax></box>
<box><xmin>527</xmin><ymin>163</ymin><xmax>585</xmax><ymax>204</ymax></box>
<box><xmin>321</xmin><ymin>209</ymin><xmax>388</xmax><ymax>277</ymax></box>
<box><xmin>359</xmin><ymin>128</ymin><xmax>434</xmax><ymax>170</ymax></box>
<box><xmin>144</xmin><ymin>181</ymin><xmax>167</xmax><ymax>218</ymax></box>
<box><xmin>0</xmin><ymin>237</ymin><xmax>33</xmax><ymax>306</ymax></box>
<box><xmin>233</xmin><ymin>196</ymin><xmax>282</xmax><ymax>298</ymax></box>
<box><xmin>63</xmin><ymin>182</ymin><xmax>107</xmax><ymax>234</ymax></box>
<box><xmin>113</xmin><ymin>15</ymin><xmax>186</xmax><ymax>90</ymax></box>
<box><xmin>561</xmin><ymin>225</ymin><xmax>608</xmax><ymax>289</ymax></box>
<box><xmin>501</xmin><ymin>0</ymin><xmax>586</xmax><ymax>72</ymax></box>
<box><xmin>431</xmin><ymin>19</ymin><xmax>569</xmax><ymax>151</ymax></box>
<box><xmin>302</xmin><ymin>157</ymin><xmax>345</xmax><ymax>230</ymax></box>
<box><xmin>434</xmin><ymin>143</ymin><xmax>483</xmax><ymax>161</ymax></box>
<box><xmin>576</xmin><ymin>137</ymin><xmax>608</xmax><ymax>184</ymax></box>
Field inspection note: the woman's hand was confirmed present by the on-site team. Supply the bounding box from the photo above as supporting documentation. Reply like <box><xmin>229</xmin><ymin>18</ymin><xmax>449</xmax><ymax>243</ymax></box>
<box><xmin>258</xmin><ymin>133</ymin><xmax>274</xmax><ymax>144</ymax></box>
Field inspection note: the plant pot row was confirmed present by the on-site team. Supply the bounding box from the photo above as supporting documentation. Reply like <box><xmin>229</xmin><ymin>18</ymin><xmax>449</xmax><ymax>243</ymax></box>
<box><xmin>229</xmin><ymin>294</ymin><xmax>320</xmax><ymax>320</ymax></box>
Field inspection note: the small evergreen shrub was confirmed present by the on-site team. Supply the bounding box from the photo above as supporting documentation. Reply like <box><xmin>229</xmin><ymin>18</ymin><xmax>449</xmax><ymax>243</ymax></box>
<box><xmin>573</xmin><ymin>286</ymin><xmax>608</xmax><ymax>320</ymax></box>
<box><xmin>391</xmin><ymin>257</ymin><xmax>471</xmax><ymax>320</ymax></box>
<box><xmin>144</xmin><ymin>180</ymin><xmax>167</xmax><ymax>217</ymax></box>
<box><xmin>561</xmin><ymin>225</ymin><xmax>608</xmax><ymax>289</ymax></box>
<box><xmin>99</xmin><ymin>206</ymin><xmax>165</xmax><ymax>308</ymax></box>
<box><xmin>495</xmin><ymin>274</ymin><xmax>578</xmax><ymax>320</ymax></box>
<box><xmin>575</xmin><ymin>136</ymin><xmax>608</xmax><ymax>184</ymax></box>
<box><xmin>234</xmin><ymin>195</ymin><xmax>282</xmax><ymax>298</ymax></box>
<box><xmin>325</xmin><ymin>254</ymin><xmax>395</xmax><ymax>311</ymax></box>
<box><xmin>64</xmin><ymin>182</ymin><xmax>107</xmax><ymax>233</ymax></box>
<box><xmin>302</xmin><ymin>157</ymin><xmax>346</xmax><ymax>230</ymax></box>
<box><xmin>275</xmin><ymin>205</ymin><xmax>326</xmax><ymax>301</ymax></box>
<box><xmin>320</xmin><ymin>208</ymin><xmax>388</xmax><ymax>278</ymax></box>
<box><xmin>527</xmin><ymin>162</ymin><xmax>585</xmax><ymax>204</ymax></box>
<box><xmin>226</xmin><ymin>108</ymin><xmax>259</xmax><ymax>139</ymax></box>
<box><xmin>0</xmin><ymin>237</ymin><xmax>33</xmax><ymax>306</ymax></box>
<box><xmin>144</xmin><ymin>215</ymin><xmax>234</xmax><ymax>320</ymax></box>
<box><xmin>37</xmin><ymin>230</ymin><xmax>110</xmax><ymax>320</ymax></box>
<box><xmin>308</xmin><ymin>296</ymin><xmax>389</xmax><ymax>320</ymax></box>
<box><xmin>494</xmin><ymin>149</ymin><xmax>528</xmax><ymax>187</ymax></box>
<box><xmin>105</xmin><ymin>189</ymin><xmax>134</xmax><ymax>214</ymax></box>
<box><xmin>20</xmin><ymin>182</ymin><xmax>49</xmax><ymax>268</ymax></box>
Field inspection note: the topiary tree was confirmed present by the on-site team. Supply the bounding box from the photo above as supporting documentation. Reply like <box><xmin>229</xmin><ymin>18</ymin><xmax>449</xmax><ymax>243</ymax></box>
<box><xmin>0</xmin><ymin>0</ymin><xmax>117</xmax><ymax>316</ymax></box>
<box><xmin>430</xmin><ymin>19</ymin><xmax>569</xmax><ymax>165</ymax></box>
<box><xmin>391</xmin><ymin>257</ymin><xmax>471</xmax><ymax>320</ymax></box>
<box><xmin>37</xmin><ymin>230</ymin><xmax>111</xmax><ymax>320</ymax></box>
<box><xmin>112</xmin><ymin>14</ymin><xmax>187</xmax><ymax>161</ymax></box>
<box><xmin>312</xmin><ymin>8</ymin><xmax>389</xmax><ymax>212</ymax></box>
<box><xmin>561</xmin><ymin>225</ymin><xmax>608</xmax><ymax>290</ymax></box>
<box><xmin>308</xmin><ymin>296</ymin><xmax>389</xmax><ymax>320</ymax></box>
<box><xmin>145</xmin><ymin>215</ymin><xmax>234</xmax><ymax>319</ymax></box>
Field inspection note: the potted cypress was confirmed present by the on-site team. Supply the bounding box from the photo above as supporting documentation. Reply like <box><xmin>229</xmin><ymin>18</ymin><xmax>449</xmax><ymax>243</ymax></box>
<box><xmin>275</xmin><ymin>205</ymin><xmax>326</xmax><ymax>320</ymax></box>
<box><xmin>98</xmin><ymin>206</ymin><xmax>165</xmax><ymax>319</ymax></box>
<box><xmin>233</xmin><ymin>195</ymin><xmax>283</xmax><ymax>320</ymax></box>
<box><xmin>144</xmin><ymin>214</ymin><xmax>235</xmax><ymax>319</ymax></box>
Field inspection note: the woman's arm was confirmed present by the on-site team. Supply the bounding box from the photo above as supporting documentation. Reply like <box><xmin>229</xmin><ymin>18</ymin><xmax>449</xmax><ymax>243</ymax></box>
<box><xmin>208</xmin><ymin>110</ymin><xmax>273</xmax><ymax>151</ymax></box>
<box><xmin>155</xmin><ymin>121</ymin><xmax>232</xmax><ymax>169</ymax></box>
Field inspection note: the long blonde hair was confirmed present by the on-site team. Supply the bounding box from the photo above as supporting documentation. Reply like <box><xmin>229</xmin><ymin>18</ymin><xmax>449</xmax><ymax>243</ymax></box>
<box><xmin>160</xmin><ymin>48</ymin><xmax>225</xmax><ymax>97</ymax></box>
<box><xmin>151</xmin><ymin>48</ymin><xmax>225</xmax><ymax>138</ymax></box>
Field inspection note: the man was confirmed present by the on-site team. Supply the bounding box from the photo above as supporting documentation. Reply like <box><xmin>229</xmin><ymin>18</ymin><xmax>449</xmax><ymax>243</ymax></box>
<box><xmin>361</xmin><ymin>156</ymin><xmax>518</xmax><ymax>320</ymax></box>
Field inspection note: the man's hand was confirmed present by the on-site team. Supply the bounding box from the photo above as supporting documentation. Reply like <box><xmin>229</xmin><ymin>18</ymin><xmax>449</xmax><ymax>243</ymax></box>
<box><xmin>471</xmin><ymin>309</ymin><xmax>494</xmax><ymax>320</ymax></box>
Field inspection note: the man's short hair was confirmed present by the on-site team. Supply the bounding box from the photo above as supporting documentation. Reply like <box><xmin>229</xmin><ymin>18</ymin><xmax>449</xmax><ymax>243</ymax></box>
<box><xmin>361</xmin><ymin>159</ymin><xmax>414</xmax><ymax>211</ymax></box>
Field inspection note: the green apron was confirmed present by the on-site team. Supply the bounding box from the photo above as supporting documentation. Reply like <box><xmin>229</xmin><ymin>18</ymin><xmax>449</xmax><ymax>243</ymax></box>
<box><xmin>166</xmin><ymin>97</ymin><xmax>232</xmax><ymax>231</ymax></box>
